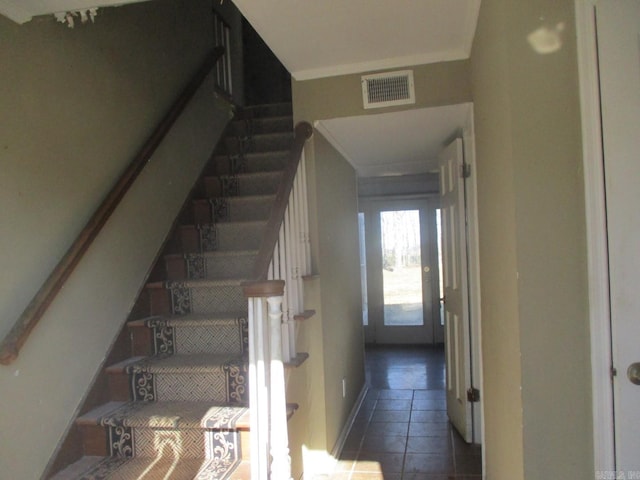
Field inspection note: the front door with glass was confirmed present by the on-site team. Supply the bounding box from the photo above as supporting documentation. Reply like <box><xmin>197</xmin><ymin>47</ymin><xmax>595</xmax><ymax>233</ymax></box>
<box><xmin>361</xmin><ymin>198</ymin><xmax>442</xmax><ymax>344</ymax></box>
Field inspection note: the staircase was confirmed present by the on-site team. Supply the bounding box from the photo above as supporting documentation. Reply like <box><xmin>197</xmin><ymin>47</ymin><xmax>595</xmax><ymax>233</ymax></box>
<box><xmin>51</xmin><ymin>103</ymin><xmax>299</xmax><ymax>479</ymax></box>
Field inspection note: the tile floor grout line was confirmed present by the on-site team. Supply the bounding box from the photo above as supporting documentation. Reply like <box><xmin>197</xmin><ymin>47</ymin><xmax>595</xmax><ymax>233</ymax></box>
<box><xmin>331</xmin><ymin>347</ymin><xmax>481</xmax><ymax>479</ymax></box>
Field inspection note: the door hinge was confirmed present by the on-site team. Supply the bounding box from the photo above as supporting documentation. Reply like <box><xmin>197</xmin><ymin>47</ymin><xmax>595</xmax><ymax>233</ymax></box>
<box><xmin>611</xmin><ymin>366</ymin><xmax>618</xmax><ymax>378</ymax></box>
<box><xmin>467</xmin><ymin>387</ymin><xmax>480</xmax><ymax>403</ymax></box>
<box><xmin>461</xmin><ymin>164</ymin><xmax>472</xmax><ymax>179</ymax></box>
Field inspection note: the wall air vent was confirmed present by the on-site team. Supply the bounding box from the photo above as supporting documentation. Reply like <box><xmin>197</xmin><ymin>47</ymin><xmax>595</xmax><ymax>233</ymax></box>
<box><xmin>361</xmin><ymin>70</ymin><xmax>415</xmax><ymax>109</ymax></box>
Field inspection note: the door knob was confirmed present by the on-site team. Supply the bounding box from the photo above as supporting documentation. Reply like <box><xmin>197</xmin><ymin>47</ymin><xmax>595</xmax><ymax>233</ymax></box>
<box><xmin>627</xmin><ymin>362</ymin><xmax>640</xmax><ymax>385</ymax></box>
<box><xmin>423</xmin><ymin>266</ymin><xmax>430</xmax><ymax>273</ymax></box>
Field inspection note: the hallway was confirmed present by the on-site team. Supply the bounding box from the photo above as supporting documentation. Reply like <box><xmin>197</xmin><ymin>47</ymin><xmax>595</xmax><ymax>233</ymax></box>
<box><xmin>327</xmin><ymin>345</ymin><xmax>482</xmax><ymax>479</ymax></box>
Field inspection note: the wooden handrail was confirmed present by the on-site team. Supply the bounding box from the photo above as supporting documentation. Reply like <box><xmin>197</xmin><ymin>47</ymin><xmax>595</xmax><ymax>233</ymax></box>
<box><xmin>242</xmin><ymin>280</ymin><xmax>285</xmax><ymax>299</ymax></box>
<box><xmin>250</xmin><ymin>122</ymin><xmax>313</xmax><ymax>282</ymax></box>
<box><xmin>0</xmin><ymin>47</ymin><xmax>226</xmax><ymax>366</ymax></box>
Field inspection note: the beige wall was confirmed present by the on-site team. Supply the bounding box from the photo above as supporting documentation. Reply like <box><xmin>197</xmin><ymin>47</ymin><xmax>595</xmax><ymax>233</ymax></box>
<box><xmin>469</xmin><ymin>0</ymin><xmax>524</xmax><ymax>476</ymax></box>
<box><xmin>286</xmin><ymin>276</ymin><xmax>329</xmax><ymax>479</ymax></box>
<box><xmin>293</xmin><ymin>60</ymin><xmax>472</xmax><ymax>121</ymax></box>
<box><xmin>288</xmin><ymin>85</ymin><xmax>366</xmax><ymax>475</ymax></box>
<box><xmin>284</xmin><ymin>137</ymin><xmax>366</xmax><ymax>477</ymax></box>
<box><xmin>312</xmin><ymin>133</ymin><xmax>365</xmax><ymax>448</ymax></box>
<box><xmin>289</xmin><ymin>59</ymin><xmax>474</xmax><ymax>475</ymax></box>
<box><xmin>0</xmin><ymin>2</ymin><xmax>233</xmax><ymax>478</ymax></box>
<box><xmin>470</xmin><ymin>0</ymin><xmax>592</xmax><ymax>478</ymax></box>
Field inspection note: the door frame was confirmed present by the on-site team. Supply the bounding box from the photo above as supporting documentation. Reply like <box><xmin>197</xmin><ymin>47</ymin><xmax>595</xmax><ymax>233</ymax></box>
<box><xmin>360</xmin><ymin>195</ymin><xmax>442</xmax><ymax>345</ymax></box>
<box><xmin>575</xmin><ymin>0</ymin><xmax>615</xmax><ymax>471</ymax></box>
<box><xmin>462</xmin><ymin>107</ymin><xmax>484</xmax><ymax>446</ymax></box>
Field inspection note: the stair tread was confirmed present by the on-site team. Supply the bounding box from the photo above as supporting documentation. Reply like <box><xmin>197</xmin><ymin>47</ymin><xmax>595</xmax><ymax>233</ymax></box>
<box><xmin>147</xmin><ymin>276</ymin><xmax>248</xmax><ymax>290</ymax></box>
<box><xmin>243</xmin><ymin>102</ymin><xmax>292</xmax><ymax>111</ymax></box>
<box><xmin>78</xmin><ymin>400</ymin><xmax>250</xmax><ymax>430</ymax></box>
<box><xmin>231</xmin><ymin>115</ymin><xmax>293</xmax><ymax>134</ymax></box>
<box><xmin>165</xmin><ymin>278</ymin><xmax>245</xmax><ymax>288</ymax></box>
<box><xmin>107</xmin><ymin>353</ymin><xmax>247</xmax><ymax>374</ymax></box>
<box><xmin>233</xmin><ymin>113</ymin><xmax>291</xmax><ymax>121</ymax></box>
<box><xmin>182</xmin><ymin>218</ymin><xmax>267</xmax><ymax>226</ymax></box>
<box><xmin>211</xmin><ymin>170</ymin><xmax>283</xmax><ymax>180</ymax></box>
<box><xmin>129</xmin><ymin>312</ymin><xmax>247</xmax><ymax>328</ymax></box>
<box><xmin>171</xmin><ymin>276</ymin><xmax>244</xmax><ymax>285</ymax></box>
<box><xmin>193</xmin><ymin>194</ymin><xmax>276</xmax><ymax>203</ymax></box>
<box><xmin>216</xmin><ymin>148</ymin><xmax>290</xmax><ymax>158</ymax></box>
<box><xmin>51</xmin><ymin>456</ymin><xmax>250</xmax><ymax>480</ymax></box>
<box><xmin>293</xmin><ymin>309</ymin><xmax>316</xmax><ymax>321</ymax></box>
<box><xmin>286</xmin><ymin>352</ymin><xmax>310</xmax><ymax>368</ymax></box>
<box><xmin>236</xmin><ymin>131</ymin><xmax>293</xmax><ymax>140</ymax></box>
<box><xmin>50</xmin><ymin>456</ymin><xmax>105</xmax><ymax>480</ymax></box>
<box><xmin>165</xmin><ymin>250</ymin><xmax>258</xmax><ymax>259</ymax></box>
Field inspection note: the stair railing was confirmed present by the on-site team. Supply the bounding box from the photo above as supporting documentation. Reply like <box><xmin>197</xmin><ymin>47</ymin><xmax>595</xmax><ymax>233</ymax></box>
<box><xmin>242</xmin><ymin>121</ymin><xmax>313</xmax><ymax>480</ymax></box>
<box><xmin>0</xmin><ymin>47</ymin><xmax>227</xmax><ymax>366</ymax></box>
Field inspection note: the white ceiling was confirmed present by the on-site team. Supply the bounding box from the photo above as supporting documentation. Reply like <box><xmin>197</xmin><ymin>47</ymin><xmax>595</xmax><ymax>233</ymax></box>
<box><xmin>232</xmin><ymin>0</ymin><xmax>480</xmax><ymax>178</ymax></box>
<box><xmin>232</xmin><ymin>0</ymin><xmax>480</xmax><ymax>80</ymax></box>
<box><xmin>316</xmin><ymin>104</ymin><xmax>471</xmax><ymax>178</ymax></box>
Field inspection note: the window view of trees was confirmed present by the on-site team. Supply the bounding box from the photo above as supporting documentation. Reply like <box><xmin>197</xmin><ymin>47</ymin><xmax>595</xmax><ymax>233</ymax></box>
<box><xmin>380</xmin><ymin>210</ymin><xmax>423</xmax><ymax>326</ymax></box>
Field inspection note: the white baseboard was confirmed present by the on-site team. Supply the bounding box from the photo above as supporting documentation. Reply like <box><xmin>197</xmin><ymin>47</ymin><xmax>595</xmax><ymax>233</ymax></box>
<box><xmin>300</xmin><ymin>384</ymin><xmax>369</xmax><ymax>479</ymax></box>
<box><xmin>331</xmin><ymin>384</ymin><xmax>369</xmax><ymax>459</ymax></box>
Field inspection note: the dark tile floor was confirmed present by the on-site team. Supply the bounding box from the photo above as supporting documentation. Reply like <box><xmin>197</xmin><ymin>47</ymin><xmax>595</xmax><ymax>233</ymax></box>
<box><xmin>325</xmin><ymin>345</ymin><xmax>482</xmax><ymax>480</ymax></box>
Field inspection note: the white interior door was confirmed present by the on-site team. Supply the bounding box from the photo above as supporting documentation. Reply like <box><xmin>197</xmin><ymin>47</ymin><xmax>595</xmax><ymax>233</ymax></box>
<box><xmin>596</xmin><ymin>1</ymin><xmax>640</xmax><ymax>471</ymax></box>
<box><xmin>438</xmin><ymin>138</ymin><xmax>472</xmax><ymax>442</ymax></box>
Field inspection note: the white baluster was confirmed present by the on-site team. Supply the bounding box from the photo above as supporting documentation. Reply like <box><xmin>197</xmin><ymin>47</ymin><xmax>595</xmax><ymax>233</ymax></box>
<box><xmin>293</xmin><ymin>168</ymin><xmax>305</xmax><ymax>309</ymax></box>
<box><xmin>278</xmin><ymin>224</ymin><xmax>291</xmax><ymax>363</ymax></box>
<box><xmin>300</xmin><ymin>152</ymin><xmax>311</xmax><ymax>275</ymax></box>
<box><xmin>284</xmin><ymin>202</ymin><xmax>299</xmax><ymax>361</ymax></box>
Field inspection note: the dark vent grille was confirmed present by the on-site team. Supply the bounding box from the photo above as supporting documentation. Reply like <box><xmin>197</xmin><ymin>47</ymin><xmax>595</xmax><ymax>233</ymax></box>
<box><xmin>362</xmin><ymin>70</ymin><xmax>415</xmax><ymax>109</ymax></box>
<box><xmin>367</xmin><ymin>76</ymin><xmax>409</xmax><ymax>103</ymax></box>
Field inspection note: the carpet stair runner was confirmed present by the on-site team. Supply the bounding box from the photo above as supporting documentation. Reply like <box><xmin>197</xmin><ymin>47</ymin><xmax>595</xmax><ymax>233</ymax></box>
<box><xmin>52</xmin><ymin>103</ymin><xmax>301</xmax><ymax>479</ymax></box>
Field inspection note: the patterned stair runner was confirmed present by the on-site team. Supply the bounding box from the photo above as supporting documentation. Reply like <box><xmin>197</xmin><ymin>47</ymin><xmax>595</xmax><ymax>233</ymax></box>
<box><xmin>51</xmin><ymin>103</ymin><xmax>294</xmax><ymax>480</ymax></box>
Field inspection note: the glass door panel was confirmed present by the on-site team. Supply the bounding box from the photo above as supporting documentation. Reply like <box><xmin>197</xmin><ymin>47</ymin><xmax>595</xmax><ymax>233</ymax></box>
<box><xmin>380</xmin><ymin>210</ymin><xmax>424</xmax><ymax>326</ymax></box>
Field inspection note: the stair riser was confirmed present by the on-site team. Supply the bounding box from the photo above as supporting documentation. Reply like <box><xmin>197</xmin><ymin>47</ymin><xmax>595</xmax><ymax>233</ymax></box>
<box><xmin>80</xmin><ymin>424</ymin><xmax>109</xmax><ymax>457</ymax></box>
<box><xmin>130</xmin><ymin>327</ymin><xmax>153</xmax><ymax>357</ymax></box>
<box><xmin>203</xmin><ymin>173</ymin><xmax>282</xmax><ymax>198</ymax></box>
<box><xmin>170</xmin><ymin>284</ymin><xmax>245</xmax><ymax>315</ymax></box>
<box><xmin>243</xmin><ymin>104</ymin><xmax>293</xmax><ymax>118</ymax></box>
<box><xmin>231</xmin><ymin>117</ymin><xmax>293</xmax><ymax>136</ymax></box>
<box><xmin>165</xmin><ymin>252</ymin><xmax>255</xmax><ymax>281</ymax></box>
<box><xmin>203</xmin><ymin>254</ymin><xmax>255</xmax><ymax>279</ymax></box>
<box><xmin>214</xmin><ymin>152</ymin><xmax>288</xmax><ymax>175</ymax></box>
<box><xmin>146</xmin><ymin>285</ymin><xmax>246</xmax><ymax>316</ymax></box>
<box><xmin>81</xmin><ymin>424</ymin><xmax>250</xmax><ymax>461</ymax></box>
<box><xmin>108</xmin><ymin>368</ymin><xmax>248</xmax><ymax>404</ymax></box>
<box><xmin>130</xmin><ymin>322</ymin><xmax>248</xmax><ymax>356</ymax></box>
<box><xmin>225</xmin><ymin>134</ymin><xmax>293</xmax><ymax>154</ymax></box>
<box><xmin>191</xmin><ymin>197</ymin><xmax>273</xmax><ymax>225</ymax></box>
<box><xmin>178</xmin><ymin>223</ymin><xmax>265</xmax><ymax>254</ymax></box>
